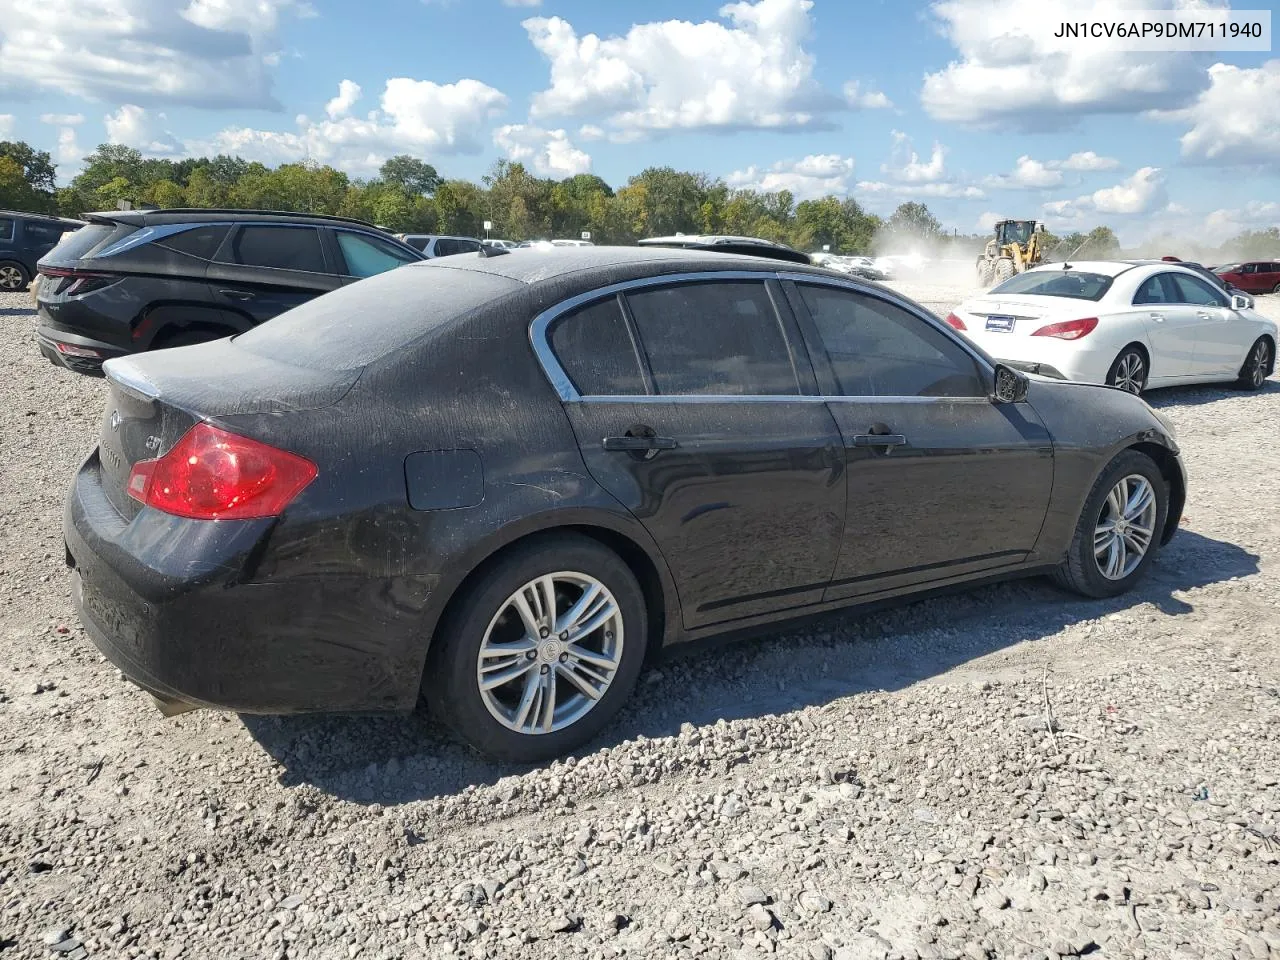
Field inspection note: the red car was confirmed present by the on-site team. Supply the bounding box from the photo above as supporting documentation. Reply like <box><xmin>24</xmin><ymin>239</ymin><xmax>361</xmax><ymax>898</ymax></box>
<box><xmin>1214</xmin><ymin>260</ymin><xmax>1280</xmax><ymax>295</ymax></box>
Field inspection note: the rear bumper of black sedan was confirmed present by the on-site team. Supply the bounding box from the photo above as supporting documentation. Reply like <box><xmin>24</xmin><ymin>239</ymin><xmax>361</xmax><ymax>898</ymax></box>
<box><xmin>64</xmin><ymin>454</ymin><xmax>425</xmax><ymax>716</ymax></box>
<box><xmin>36</xmin><ymin>325</ymin><xmax>123</xmax><ymax>376</ymax></box>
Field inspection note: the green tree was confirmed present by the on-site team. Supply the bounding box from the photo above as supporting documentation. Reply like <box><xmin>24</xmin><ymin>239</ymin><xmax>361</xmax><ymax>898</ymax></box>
<box><xmin>884</xmin><ymin>202</ymin><xmax>943</xmax><ymax>243</ymax></box>
<box><xmin>1084</xmin><ymin>225</ymin><xmax>1120</xmax><ymax>258</ymax></box>
<box><xmin>379</xmin><ymin>155</ymin><xmax>443</xmax><ymax>196</ymax></box>
<box><xmin>0</xmin><ymin>141</ymin><xmax>58</xmax><ymax>212</ymax></box>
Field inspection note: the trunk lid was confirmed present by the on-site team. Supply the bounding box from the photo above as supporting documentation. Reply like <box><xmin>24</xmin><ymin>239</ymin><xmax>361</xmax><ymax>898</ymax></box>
<box><xmin>957</xmin><ymin>296</ymin><xmax>1097</xmax><ymax>338</ymax></box>
<box><xmin>99</xmin><ymin>339</ymin><xmax>360</xmax><ymax>520</ymax></box>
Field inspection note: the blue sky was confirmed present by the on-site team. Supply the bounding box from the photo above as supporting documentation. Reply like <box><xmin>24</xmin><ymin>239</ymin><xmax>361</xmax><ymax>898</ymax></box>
<box><xmin>1</xmin><ymin>0</ymin><xmax>1277</xmax><ymax>243</ymax></box>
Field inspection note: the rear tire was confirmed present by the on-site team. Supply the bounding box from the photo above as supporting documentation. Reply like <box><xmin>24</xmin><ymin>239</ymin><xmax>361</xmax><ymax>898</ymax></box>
<box><xmin>0</xmin><ymin>261</ymin><xmax>29</xmax><ymax>292</ymax></box>
<box><xmin>1272</xmin><ymin>283</ymin><xmax>1280</xmax><ymax>295</ymax></box>
<box><xmin>424</xmin><ymin>534</ymin><xmax>649</xmax><ymax>763</ymax></box>
<box><xmin>1236</xmin><ymin>337</ymin><xmax>1272</xmax><ymax>391</ymax></box>
<box><xmin>994</xmin><ymin>258</ymin><xmax>1015</xmax><ymax>283</ymax></box>
<box><xmin>976</xmin><ymin>259</ymin><xmax>994</xmax><ymax>287</ymax></box>
<box><xmin>1052</xmin><ymin>450</ymin><xmax>1168</xmax><ymax>599</ymax></box>
<box><xmin>1105</xmin><ymin>346</ymin><xmax>1148</xmax><ymax>395</ymax></box>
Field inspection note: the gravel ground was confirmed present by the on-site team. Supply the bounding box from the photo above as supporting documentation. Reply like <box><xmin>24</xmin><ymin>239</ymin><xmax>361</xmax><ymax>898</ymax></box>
<box><xmin>2</xmin><ymin>283</ymin><xmax>1279</xmax><ymax>960</ymax></box>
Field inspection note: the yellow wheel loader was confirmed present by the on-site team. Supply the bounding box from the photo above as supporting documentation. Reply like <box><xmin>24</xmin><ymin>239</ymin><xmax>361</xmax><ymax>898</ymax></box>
<box><xmin>976</xmin><ymin>220</ymin><xmax>1047</xmax><ymax>288</ymax></box>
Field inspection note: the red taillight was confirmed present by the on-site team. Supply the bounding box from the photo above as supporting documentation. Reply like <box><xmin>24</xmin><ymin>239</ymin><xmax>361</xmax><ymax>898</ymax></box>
<box><xmin>39</xmin><ymin>266</ymin><xmax>118</xmax><ymax>296</ymax></box>
<box><xmin>1030</xmin><ymin>317</ymin><xmax>1099</xmax><ymax>340</ymax></box>
<box><xmin>944</xmin><ymin>312</ymin><xmax>967</xmax><ymax>331</ymax></box>
<box><xmin>127</xmin><ymin>422</ymin><xmax>317</xmax><ymax>521</ymax></box>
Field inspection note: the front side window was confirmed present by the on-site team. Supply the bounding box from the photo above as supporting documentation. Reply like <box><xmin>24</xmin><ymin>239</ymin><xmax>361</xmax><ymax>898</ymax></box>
<box><xmin>225</xmin><ymin>225</ymin><xmax>326</xmax><ymax>273</ymax></box>
<box><xmin>335</xmin><ymin>231</ymin><xmax>417</xmax><ymax>278</ymax></box>
<box><xmin>798</xmin><ymin>285</ymin><xmax>984</xmax><ymax>398</ymax></box>
<box><xmin>1169</xmin><ymin>272</ymin><xmax>1228</xmax><ymax>307</ymax></box>
<box><xmin>1240</xmin><ymin>263</ymin><xmax>1259</xmax><ymax>274</ymax></box>
<box><xmin>624</xmin><ymin>281</ymin><xmax>799</xmax><ymax>396</ymax></box>
<box><xmin>549</xmin><ymin>297</ymin><xmax>646</xmax><ymax>396</ymax></box>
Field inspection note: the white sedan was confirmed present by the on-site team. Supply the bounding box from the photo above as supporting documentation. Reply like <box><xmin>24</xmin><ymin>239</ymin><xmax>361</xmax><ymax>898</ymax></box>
<box><xmin>946</xmin><ymin>260</ymin><xmax>1276</xmax><ymax>394</ymax></box>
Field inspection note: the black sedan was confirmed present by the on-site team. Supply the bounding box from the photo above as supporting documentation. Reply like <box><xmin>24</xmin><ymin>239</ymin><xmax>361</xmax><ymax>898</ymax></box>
<box><xmin>65</xmin><ymin>246</ymin><xmax>1186</xmax><ymax>762</ymax></box>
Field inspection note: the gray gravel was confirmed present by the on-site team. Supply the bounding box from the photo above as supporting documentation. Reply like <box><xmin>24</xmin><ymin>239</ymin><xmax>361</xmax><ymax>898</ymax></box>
<box><xmin>2</xmin><ymin>285</ymin><xmax>1279</xmax><ymax>960</ymax></box>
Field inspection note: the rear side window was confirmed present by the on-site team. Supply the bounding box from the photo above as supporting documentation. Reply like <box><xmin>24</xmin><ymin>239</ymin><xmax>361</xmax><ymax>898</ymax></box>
<box><xmin>157</xmin><ymin>225</ymin><xmax>230</xmax><ymax>260</ymax></box>
<box><xmin>404</xmin><ymin>236</ymin><xmax>429</xmax><ymax>251</ymax></box>
<box><xmin>1169</xmin><ymin>273</ymin><xmax>1228</xmax><ymax>307</ymax></box>
<box><xmin>1133</xmin><ymin>275</ymin><xmax>1174</xmax><ymax>305</ymax></box>
<box><xmin>798</xmin><ymin>285</ymin><xmax>984</xmax><ymax>398</ymax></box>
<box><xmin>625</xmin><ymin>281</ymin><xmax>798</xmax><ymax>396</ymax></box>
<box><xmin>549</xmin><ymin>297</ymin><xmax>646</xmax><ymax>396</ymax></box>
<box><xmin>24</xmin><ymin>221</ymin><xmax>68</xmax><ymax>244</ymax></box>
<box><xmin>335</xmin><ymin>231</ymin><xmax>417</xmax><ymax>278</ymax></box>
<box><xmin>0</xmin><ymin>218</ymin><xmax>12</xmax><ymax>241</ymax></box>
<box><xmin>225</xmin><ymin>226</ymin><xmax>325</xmax><ymax>273</ymax></box>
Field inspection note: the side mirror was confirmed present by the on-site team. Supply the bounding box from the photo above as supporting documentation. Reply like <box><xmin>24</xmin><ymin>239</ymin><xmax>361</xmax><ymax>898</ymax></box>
<box><xmin>991</xmin><ymin>364</ymin><xmax>1029</xmax><ymax>404</ymax></box>
<box><xmin>1230</xmin><ymin>294</ymin><xmax>1251</xmax><ymax>311</ymax></box>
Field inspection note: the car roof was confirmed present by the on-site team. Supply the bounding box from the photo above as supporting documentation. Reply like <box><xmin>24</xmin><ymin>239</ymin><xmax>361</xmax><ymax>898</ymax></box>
<box><xmin>403</xmin><ymin>234</ymin><xmax>481</xmax><ymax>241</ymax></box>
<box><xmin>84</xmin><ymin>208</ymin><xmax>383</xmax><ymax>229</ymax></box>
<box><xmin>1025</xmin><ymin>260</ymin><xmax>1150</xmax><ymax>278</ymax></box>
<box><xmin>411</xmin><ymin>244</ymin><xmax>836</xmax><ymax>287</ymax></box>
<box><xmin>0</xmin><ymin>209</ymin><xmax>85</xmax><ymax>226</ymax></box>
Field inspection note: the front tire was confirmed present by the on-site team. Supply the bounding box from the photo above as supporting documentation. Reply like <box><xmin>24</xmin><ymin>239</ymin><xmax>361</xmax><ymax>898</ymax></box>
<box><xmin>1106</xmin><ymin>347</ymin><xmax>1148</xmax><ymax>395</ymax></box>
<box><xmin>1052</xmin><ymin>450</ymin><xmax>1168</xmax><ymax>599</ymax></box>
<box><xmin>1237</xmin><ymin>338</ymin><xmax>1272</xmax><ymax>390</ymax></box>
<box><xmin>994</xmin><ymin>258</ymin><xmax>1015</xmax><ymax>283</ymax></box>
<box><xmin>0</xmin><ymin>260</ymin><xmax>29</xmax><ymax>292</ymax></box>
<box><xmin>425</xmin><ymin>534</ymin><xmax>648</xmax><ymax>763</ymax></box>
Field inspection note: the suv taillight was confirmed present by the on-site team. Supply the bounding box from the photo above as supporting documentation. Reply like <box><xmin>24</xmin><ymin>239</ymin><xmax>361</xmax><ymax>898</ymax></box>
<box><xmin>39</xmin><ymin>266</ymin><xmax>119</xmax><ymax>296</ymax></box>
<box><xmin>127</xmin><ymin>423</ymin><xmax>317</xmax><ymax>520</ymax></box>
<box><xmin>1030</xmin><ymin>317</ymin><xmax>1099</xmax><ymax>340</ymax></box>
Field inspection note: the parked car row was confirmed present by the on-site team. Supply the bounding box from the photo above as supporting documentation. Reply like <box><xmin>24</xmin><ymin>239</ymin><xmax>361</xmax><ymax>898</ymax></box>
<box><xmin>0</xmin><ymin>209</ymin><xmax>85</xmax><ymax>292</ymax></box>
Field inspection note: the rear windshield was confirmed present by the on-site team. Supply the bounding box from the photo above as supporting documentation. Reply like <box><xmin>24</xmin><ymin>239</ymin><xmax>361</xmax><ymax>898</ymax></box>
<box><xmin>43</xmin><ymin>222</ymin><xmax>134</xmax><ymax>262</ymax></box>
<box><xmin>989</xmin><ymin>270</ymin><xmax>1114</xmax><ymax>302</ymax></box>
<box><xmin>234</xmin><ymin>264</ymin><xmax>524</xmax><ymax>371</ymax></box>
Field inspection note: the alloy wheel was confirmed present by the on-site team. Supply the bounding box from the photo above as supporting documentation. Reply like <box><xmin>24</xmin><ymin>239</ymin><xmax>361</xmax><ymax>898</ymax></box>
<box><xmin>1250</xmin><ymin>341</ymin><xmax>1271</xmax><ymax>387</ymax></box>
<box><xmin>1112</xmin><ymin>352</ymin><xmax>1145</xmax><ymax>395</ymax></box>
<box><xmin>476</xmin><ymin>572</ymin><xmax>624</xmax><ymax>735</ymax></box>
<box><xmin>1093</xmin><ymin>475</ymin><xmax>1158</xmax><ymax>580</ymax></box>
<box><xmin>0</xmin><ymin>265</ymin><xmax>24</xmax><ymax>290</ymax></box>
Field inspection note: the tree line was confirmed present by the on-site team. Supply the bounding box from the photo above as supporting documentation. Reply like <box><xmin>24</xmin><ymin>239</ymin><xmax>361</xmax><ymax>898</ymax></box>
<box><xmin>3</xmin><ymin>139</ymin><xmax>1277</xmax><ymax>261</ymax></box>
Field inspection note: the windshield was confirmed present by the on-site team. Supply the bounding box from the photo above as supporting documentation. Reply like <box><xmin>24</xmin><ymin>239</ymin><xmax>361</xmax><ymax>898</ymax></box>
<box><xmin>989</xmin><ymin>270</ymin><xmax>1114</xmax><ymax>301</ymax></box>
<box><xmin>996</xmin><ymin>221</ymin><xmax>1033</xmax><ymax>245</ymax></box>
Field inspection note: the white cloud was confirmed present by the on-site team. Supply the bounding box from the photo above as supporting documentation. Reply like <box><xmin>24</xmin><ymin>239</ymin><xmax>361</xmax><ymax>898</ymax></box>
<box><xmin>40</xmin><ymin>113</ymin><xmax>85</xmax><ymax>126</ymax></box>
<box><xmin>523</xmin><ymin>0</ymin><xmax>841</xmax><ymax>136</ymax></box>
<box><xmin>577</xmin><ymin>124</ymin><xmax>606</xmax><ymax>141</ymax></box>
<box><xmin>726</xmin><ymin>154</ymin><xmax>855</xmax><ymax>199</ymax></box>
<box><xmin>105</xmin><ymin>104</ymin><xmax>183</xmax><ymax>156</ymax></box>
<box><xmin>1204</xmin><ymin>201</ymin><xmax>1280</xmax><ymax>241</ymax></box>
<box><xmin>1155</xmin><ymin>60</ymin><xmax>1280</xmax><ymax>167</ymax></box>
<box><xmin>0</xmin><ymin>114</ymin><xmax>13</xmax><ymax>138</ymax></box>
<box><xmin>856</xmin><ymin>180</ymin><xmax>985</xmax><ymax>200</ymax></box>
<box><xmin>881</xmin><ymin>131</ymin><xmax>946</xmax><ymax>183</ymax></box>
<box><xmin>1042</xmin><ymin>166</ymin><xmax>1168</xmax><ymax>220</ymax></box>
<box><xmin>0</xmin><ymin>0</ymin><xmax>307</xmax><ymax>109</ymax></box>
<box><xmin>194</xmin><ymin>78</ymin><xmax>508</xmax><ymax>174</ymax></box>
<box><xmin>842</xmin><ymin>80</ymin><xmax>892</xmax><ymax>110</ymax></box>
<box><xmin>975</xmin><ymin>212</ymin><xmax>1005</xmax><ymax>232</ymax></box>
<box><xmin>984</xmin><ymin>155</ymin><xmax>1063</xmax><ymax>189</ymax></box>
<box><xmin>1059</xmin><ymin>151</ymin><xmax>1120</xmax><ymax>171</ymax></box>
<box><xmin>921</xmin><ymin>0</ymin><xmax>1211</xmax><ymax>129</ymax></box>
<box><xmin>493</xmin><ymin>124</ymin><xmax>591</xmax><ymax>177</ymax></box>
<box><xmin>56</xmin><ymin>126</ymin><xmax>83</xmax><ymax>165</ymax></box>
<box><xmin>325</xmin><ymin>80</ymin><xmax>362</xmax><ymax>121</ymax></box>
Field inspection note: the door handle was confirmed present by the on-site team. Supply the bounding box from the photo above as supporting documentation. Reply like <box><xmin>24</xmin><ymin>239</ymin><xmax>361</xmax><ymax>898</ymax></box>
<box><xmin>602</xmin><ymin>436</ymin><xmax>678</xmax><ymax>451</ymax></box>
<box><xmin>1149</xmin><ymin>312</ymin><xmax>1165</xmax><ymax>322</ymax></box>
<box><xmin>219</xmin><ymin>290</ymin><xmax>255</xmax><ymax>301</ymax></box>
<box><xmin>1196</xmin><ymin>311</ymin><xmax>1213</xmax><ymax>320</ymax></box>
<box><xmin>852</xmin><ymin>434</ymin><xmax>907</xmax><ymax>448</ymax></box>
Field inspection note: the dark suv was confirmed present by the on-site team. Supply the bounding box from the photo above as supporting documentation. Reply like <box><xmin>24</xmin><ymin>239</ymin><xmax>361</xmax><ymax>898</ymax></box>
<box><xmin>35</xmin><ymin>209</ymin><xmax>425</xmax><ymax>375</ymax></box>
<box><xmin>0</xmin><ymin>210</ymin><xmax>84</xmax><ymax>292</ymax></box>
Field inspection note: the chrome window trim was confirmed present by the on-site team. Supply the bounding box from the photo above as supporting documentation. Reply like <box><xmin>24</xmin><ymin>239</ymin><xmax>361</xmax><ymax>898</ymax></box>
<box><xmin>529</xmin><ymin>268</ymin><xmax>999</xmax><ymax>404</ymax></box>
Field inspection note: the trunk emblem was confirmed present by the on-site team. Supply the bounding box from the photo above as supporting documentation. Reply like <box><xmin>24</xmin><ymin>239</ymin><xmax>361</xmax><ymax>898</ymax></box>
<box><xmin>110</xmin><ymin>410</ymin><xmax>121</xmax><ymax>431</ymax></box>
<box><xmin>145</xmin><ymin>436</ymin><xmax>162</xmax><ymax>451</ymax></box>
